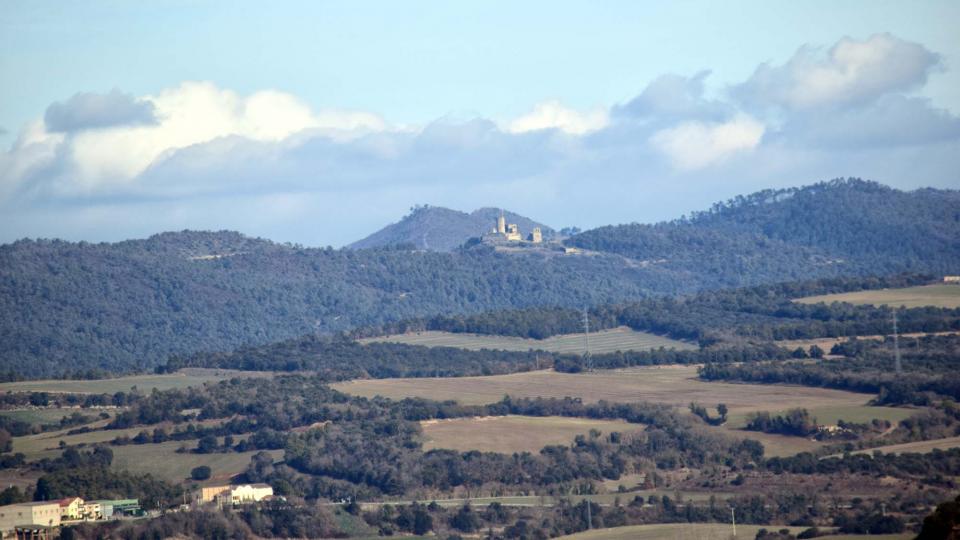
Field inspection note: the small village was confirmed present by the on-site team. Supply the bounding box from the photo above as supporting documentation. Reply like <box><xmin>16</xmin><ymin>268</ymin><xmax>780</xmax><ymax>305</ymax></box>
<box><xmin>0</xmin><ymin>483</ymin><xmax>274</xmax><ymax>539</ymax></box>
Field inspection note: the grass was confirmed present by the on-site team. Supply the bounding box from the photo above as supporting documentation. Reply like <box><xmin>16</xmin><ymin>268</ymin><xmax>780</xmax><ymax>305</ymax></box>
<box><xmin>776</xmin><ymin>331</ymin><xmax>959</xmax><ymax>354</ymax></box>
<box><xmin>12</xmin><ymin>424</ymin><xmax>145</xmax><ymax>460</ymax></box>
<box><xmin>843</xmin><ymin>435</ymin><xmax>960</xmax><ymax>456</ymax></box>
<box><xmin>420</xmin><ymin>415</ymin><xmax>644</xmax><ymax>453</ymax></box>
<box><xmin>335</xmin><ymin>366</ymin><xmax>897</xmax><ymax>458</ymax></box>
<box><xmin>724</xmin><ymin>405</ymin><xmax>915</xmax><ymax>429</ymax></box>
<box><xmin>556</xmin><ymin>523</ymin><xmax>808</xmax><ymax>539</ymax></box>
<box><xmin>11</xmin><ymin>418</ymin><xmax>230</xmax><ymax>460</ymax></box>
<box><xmin>795</xmin><ymin>283</ymin><xmax>960</xmax><ymax>309</ymax></box>
<box><xmin>0</xmin><ymin>408</ymin><xmax>98</xmax><ymax>426</ymax></box>
<box><xmin>703</xmin><ymin>425</ymin><xmax>825</xmax><ymax>458</ymax></box>
<box><xmin>109</xmin><ymin>440</ymin><xmax>284</xmax><ymax>484</ymax></box>
<box><xmin>333</xmin><ymin>366</ymin><xmax>871</xmax><ymax>413</ymax></box>
<box><xmin>359</xmin><ymin>326</ymin><xmax>696</xmax><ymax>354</ymax></box>
<box><xmin>0</xmin><ymin>368</ymin><xmax>270</xmax><ymax>394</ymax></box>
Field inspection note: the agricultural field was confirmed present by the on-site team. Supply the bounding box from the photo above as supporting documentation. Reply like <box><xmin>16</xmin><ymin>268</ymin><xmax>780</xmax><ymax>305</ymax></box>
<box><xmin>333</xmin><ymin>366</ymin><xmax>870</xmax><ymax>413</ymax></box>
<box><xmin>359</xmin><ymin>326</ymin><xmax>696</xmax><ymax>354</ymax></box>
<box><xmin>110</xmin><ymin>439</ymin><xmax>284</xmax><ymax>484</ymax></box>
<box><xmin>776</xmin><ymin>331</ymin><xmax>959</xmax><ymax>354</ymax></box>
<box><xmin>724</xmin><ymin>405</ymin><xmax>915</xmax><ymax>430</ymax></box>
<box><xmin>13</xmin><ymin>424</ymin><xmax>163</xmax><ymax>460</ymax></box>
<box><xmin>11</xmin><ymin>418</ymin><xmax>230</xmax><ymax>460</ymax></box>
<box><xmin>0</xmin><ymin>407</ymin><xmax>112</xmax><ymax>426</ymax></box>
<box><xmin>335</xmin><ymin>366</ymin><xmax>919</xmax><ymax>458</ymax></box>
<box><xmin>697</xmin><ymin>424</ymin><xmax>825</xmax><ymax>458</ymax></box>
<box><xmin>843</xmin><ymin>435</ymin><xmax>960</xmax><ymax>456</ymax></box>
<box><xmin>0</xmin><ymin>368</ymin><xmax>270</xmax><ymax>394</ymax></box>
<box><xmin>795</xmin><ymin>283</ymin><xmax>960</xmax><ymax>308</ymax></box>
<box><xmin>420</xmin><ymin>415</ymin><xmax>644</xmax><ymax>453</ymax></box>
<box><xmin>557</xmin><ymin>523</ymin><xmax>809</xmax><ymax>539</ymax></box>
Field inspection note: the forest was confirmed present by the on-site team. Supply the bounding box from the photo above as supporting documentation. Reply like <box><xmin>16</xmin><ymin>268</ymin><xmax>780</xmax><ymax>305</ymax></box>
<box><xmin>355</xmin><ymin>273</ymin><xmax>960</xmax><ymax>345</ymax></box>
<box><xmin>568</xmin><ymin>179</ymin><xmax>960</xmax><ymax>282</ymax></box>
<box><xmin>3</xmin><ymin>179</ymin><xmax>959</xmax><ymax>379</ymax></box>
<box><xmin>698</xmin><ymin>334</ymin><xmax>960</xmax><ymax>405</ymax></box>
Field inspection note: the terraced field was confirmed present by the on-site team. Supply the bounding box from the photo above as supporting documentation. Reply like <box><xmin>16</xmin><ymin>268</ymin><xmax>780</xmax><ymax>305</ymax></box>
<box><xmin>360</xmin><ymin>326</ymin><xmax>696</xmax><ymax>354</ymax></box>
<box><xmin>795</xmin><ymin>283</ymin><xmax>960</xmax><ymax>308</ymax></box>
<box><xmin>421</xmin><ymin>415</ymin><xmax>644</xmax><ymax>453</ymax></box>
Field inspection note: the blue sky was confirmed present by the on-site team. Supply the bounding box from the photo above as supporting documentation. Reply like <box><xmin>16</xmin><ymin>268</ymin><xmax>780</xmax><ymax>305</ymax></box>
<box><xmin>1</xmin><ymin>1</ymin><xmax>959</xmax><ymax>245</ymax></box>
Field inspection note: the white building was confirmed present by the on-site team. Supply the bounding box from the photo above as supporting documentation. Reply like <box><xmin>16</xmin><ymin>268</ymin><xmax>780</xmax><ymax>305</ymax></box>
<box><xmin>0</xmin><ymin>502</ymin><xmax>61</xmax><ymax>535</ymax></box>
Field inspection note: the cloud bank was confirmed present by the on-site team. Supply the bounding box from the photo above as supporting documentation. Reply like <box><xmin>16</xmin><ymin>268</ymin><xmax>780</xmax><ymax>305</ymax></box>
<box><xmin>1</xmin><ymin>34</ymin><xmax>958</xmax><ymax>246</ymax></box>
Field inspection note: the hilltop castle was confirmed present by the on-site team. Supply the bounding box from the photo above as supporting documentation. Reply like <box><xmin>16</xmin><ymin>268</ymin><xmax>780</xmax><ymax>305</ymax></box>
<box><xmin>483</xmin><ymin>211</ymin><xmax>542</xmax><ymax>244</ymax></box>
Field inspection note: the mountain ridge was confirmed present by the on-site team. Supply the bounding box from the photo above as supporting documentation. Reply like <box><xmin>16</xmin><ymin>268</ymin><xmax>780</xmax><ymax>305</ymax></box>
<box><xmin>3</xmin><ymin>178</ymin><xmax>958</xmax><ymax>378</ymax></box>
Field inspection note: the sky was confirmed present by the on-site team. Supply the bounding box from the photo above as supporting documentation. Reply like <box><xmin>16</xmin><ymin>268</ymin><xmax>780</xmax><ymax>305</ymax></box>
<box><xmin>1</xmin><ymin>1</ymin><xmax>959</xmax><ymax>246</ymax></box>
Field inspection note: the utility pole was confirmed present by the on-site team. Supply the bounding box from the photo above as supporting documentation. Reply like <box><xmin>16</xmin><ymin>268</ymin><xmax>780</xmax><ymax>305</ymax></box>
<box><xmin>731</xmin><ymin>507</ymin><xmax>737</xmax><ymax>537</ymax></box>
<box><xmin>892</xmin><ymin>309</ymin><xmax>902</xmax><ymax>375</ymax></box>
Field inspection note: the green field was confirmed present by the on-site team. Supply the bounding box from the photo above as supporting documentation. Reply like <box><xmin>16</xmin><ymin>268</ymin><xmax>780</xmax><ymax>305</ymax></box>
<box><xmin>0</xmin><ymin>408</ymin><xmax>112</xmax><ymax>426</ymax></box>
<box><xmin>795</xmin><ymin>283</ymin><xmax>960</xmax><ymax>308</ymax></box>
<box><xmin>360</xmin><ymin>326</ymin><xmax>696</xmax><ymax>354</ymax></box>
<box><xmin>0</xmin><ymin>369</ymin><xmax>269</xmax><ymax>394</ymax></box>
<box><xmin>421</xmin><ymin>415</ymin><xmax>644</xmax><ymax>454</ymax></box>
<box><xmin>110</xmin><ymin>439</ymin><xmax>284</xmax><ymax>484</ymax></box>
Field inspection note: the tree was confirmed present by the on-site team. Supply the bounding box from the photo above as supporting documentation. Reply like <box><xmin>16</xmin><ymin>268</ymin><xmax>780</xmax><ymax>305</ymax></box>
<box><xmin>191</xmin><ymin>466</ymin><xmax>212</xmax><ymax>481</ymax></box>
<box><xmin>412</xmin><ymin>506</ymin><xmax>433</xmax><ymax>535</ymax></box>
<box><xmin>717</xmin><ymin>403</ymin><xmax>728</xmax><ymax>421</ymax></box>
<box><xmin>196</xmin><ymin>435</ymin><xmax>219</xmax><ymax>454</ymax></box>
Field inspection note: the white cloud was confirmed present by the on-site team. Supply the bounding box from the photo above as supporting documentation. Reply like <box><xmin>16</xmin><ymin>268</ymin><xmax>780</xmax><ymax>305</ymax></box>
<box><xmin>1</xmin><ymin>82</ymin><xmax>388</xmax><ymax>196</ymax></box>
<box><xmin>507</xmin><ymin>100</ymin><xmax>608</xmax><ymax>135</ymax></box>
<box><xmin>737</xmin><ymin>33</ymin><xmax>940</xmax><ymax>110</ymax></box>
<box><xmin>649</xmin><ymin>115</ymin><xmax>765</xmax><ymax>170</ymax></box>
<box><xmin>2</xmin><ymin>33</ymin><xmax>960</xmax><ymax>246</ymax></box>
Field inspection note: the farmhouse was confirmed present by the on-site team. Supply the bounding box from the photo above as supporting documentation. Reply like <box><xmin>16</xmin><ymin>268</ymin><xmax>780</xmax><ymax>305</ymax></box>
<box><xmin>57</xmin><ymin>498</ymin><xmax>82</xmax><ymax>520</ymax></box>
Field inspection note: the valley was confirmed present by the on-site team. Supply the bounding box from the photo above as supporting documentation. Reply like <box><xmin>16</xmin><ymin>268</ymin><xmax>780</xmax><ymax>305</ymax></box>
<box><xmin>1</xmin><ymin>181</ymin><xmax>959</xmax><ymax>538</ymax></box>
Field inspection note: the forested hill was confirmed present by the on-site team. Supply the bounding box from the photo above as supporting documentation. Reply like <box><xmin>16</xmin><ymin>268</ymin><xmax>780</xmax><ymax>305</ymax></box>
<box><xmin>3</xmin><ymin>179</ymin><xmax>958</xmax><ymax>378</ymax></box>
<box><xmin>0</xmin><ymin>235</ymin><xmax>658</xmax><ymax>378</ymax></box>
<box><xmin>349</xmin><ymin>205</ymin><xmax>555</xmax><ymax>251</ymax></box>
<box><xmin>568</xmin><ymin>179</ymin><xmax>960</xmax><ymax>278</ymax></box>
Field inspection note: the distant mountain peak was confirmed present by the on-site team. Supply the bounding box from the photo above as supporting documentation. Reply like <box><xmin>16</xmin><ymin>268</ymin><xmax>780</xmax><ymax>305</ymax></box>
<box><xmin>349</xmin><ymin>205</ymin><xmax>554</xmax><ymax>251</ymax></box>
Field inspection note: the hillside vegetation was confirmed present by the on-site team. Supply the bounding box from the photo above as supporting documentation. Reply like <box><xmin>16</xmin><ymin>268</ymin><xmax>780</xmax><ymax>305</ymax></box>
<box><xmin>0</xmin><ymin>234</ymin><xmax>652</xmax><ymax>378</ymax></box>
<box><xmin>567</xmin><ymin>179</ymin><xmax>960</xmax><ymax>287</ymax></box>
<box><xmin>3</xmin><ymin>179</ymin><xmax>958</xmax><ymax>378</ymax></box>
